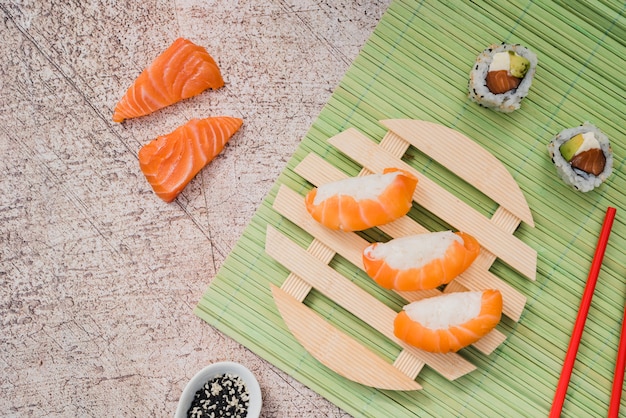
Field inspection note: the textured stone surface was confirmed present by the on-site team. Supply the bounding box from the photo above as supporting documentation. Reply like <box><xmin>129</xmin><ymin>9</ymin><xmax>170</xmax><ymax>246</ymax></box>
<box><xmin>0</xmin><ymin>1</ymin><xmax>391</xmax><ymax>416</ymax></box>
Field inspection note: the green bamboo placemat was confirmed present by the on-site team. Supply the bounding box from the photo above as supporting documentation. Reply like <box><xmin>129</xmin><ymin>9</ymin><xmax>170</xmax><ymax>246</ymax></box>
<box><xmin>195</xmin><ymin>1</ymin><xmax>626</xmax><ymax>416</ymax></box>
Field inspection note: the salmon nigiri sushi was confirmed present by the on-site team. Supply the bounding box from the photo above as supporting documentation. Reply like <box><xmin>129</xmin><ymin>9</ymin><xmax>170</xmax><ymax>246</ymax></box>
<box><xmin>113</xmin><ymin>38</ymin><xmax>224</xmax><ymax>123</ymax></box>
<box><xmin>394</xmin><ymin>290</ymin><xmax>503</xmax><ymax>353</ymax></box>
<box><xmin>304</xmin><ymin>168</ymin><xmax>418</xmax><ymax>232</ymax></box>
<box><xmin>139</xmin><ymin>116</ymin><xmax>243</xmax><ymax>202</ymax></box>
<box><xmin>362</xmin><ymin>231</ymin><xmax>480</xmax><ymax>291</ymax></box>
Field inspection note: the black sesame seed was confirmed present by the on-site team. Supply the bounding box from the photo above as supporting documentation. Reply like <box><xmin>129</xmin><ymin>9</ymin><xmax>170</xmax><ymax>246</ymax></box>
<box><xmin>187</xmin><ymin>373</ymin><xmax>250</xmax><ymax>418</ymax></box>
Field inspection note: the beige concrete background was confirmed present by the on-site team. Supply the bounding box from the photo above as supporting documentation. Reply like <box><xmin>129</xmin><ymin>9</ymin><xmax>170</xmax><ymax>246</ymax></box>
<box><xmin>0</xmin><ymin>1</ymin><xmax>392</xmax><ymax>416</ymax></box>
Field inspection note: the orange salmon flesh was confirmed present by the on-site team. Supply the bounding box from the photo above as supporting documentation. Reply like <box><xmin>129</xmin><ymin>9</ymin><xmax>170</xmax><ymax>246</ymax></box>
<box><xmin>304</xmin><ymin>168</ymin><xmax>418</xmax><ymax>232</ymax></box>
<box><xmin>113</xmin><ymin>38</ymin><xmax>224</xmax><ymax>122</ymax></box>
<box><xmin>363</xmin><ymin>231</ymin><xmax>481</xmax><ymax>291</ymax></box>
<box><xmin>393</xmin><ymin>289</ymin><xmax>503</xmax><ymax>353</ymax></box>
<box><xmin>138</xmin><ymin>116</ymin><xmax>243</xmax><ymax>202</ymax></box>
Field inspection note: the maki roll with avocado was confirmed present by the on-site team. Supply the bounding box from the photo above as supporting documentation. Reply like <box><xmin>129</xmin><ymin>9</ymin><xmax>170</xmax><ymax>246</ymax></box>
<box><xmin>548</xmin><ymin>123</ymin><xmax>613</xmax><ymax>192</ymax></box>
<box><xmin>468</xmin><ymin>43</ymin><xmax>537</xmax><ymax>112</ymax></box>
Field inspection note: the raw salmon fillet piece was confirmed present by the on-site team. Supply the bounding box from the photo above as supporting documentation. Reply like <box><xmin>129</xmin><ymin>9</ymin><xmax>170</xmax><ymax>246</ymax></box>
<box><xmin>139</xmin><ymin>116</ymin><xmax>243</xmax><ymax>202</ymax></box>
<box><xmin>113</xmin><ymin>38</ymin><xmax>224</xmax><ymax>122</ymax></box>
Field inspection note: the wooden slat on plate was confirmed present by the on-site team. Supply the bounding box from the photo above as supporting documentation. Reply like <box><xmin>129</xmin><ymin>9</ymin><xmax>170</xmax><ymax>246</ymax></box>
<box><xmin>281</xmin><ymin>239</ymin><xmax>334</xmax><ymax>303</ymax></box>
<box><xmin>271</xmin><ymin>285</ymin><xmax>423</xmax><ymax>391</ymax></box>
<box><xmin>380</xmin><ymin>119</ymin><xmax>534</xmax><ymax>226</ymax></box>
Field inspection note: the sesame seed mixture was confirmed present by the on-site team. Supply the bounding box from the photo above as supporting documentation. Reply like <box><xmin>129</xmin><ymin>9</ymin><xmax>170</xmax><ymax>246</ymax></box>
<box><xmin>187</xmin><ymin>373</ymin><xmax>250</xmax><ymax>418</ymax></box>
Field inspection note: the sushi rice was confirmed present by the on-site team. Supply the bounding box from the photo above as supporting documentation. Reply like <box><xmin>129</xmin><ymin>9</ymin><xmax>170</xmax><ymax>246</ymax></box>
<box><xmin>468</xmin><ymin>43</ymin><xmax>538</xmax><ymax>113</ymax></box>
<box><xmin>547</xmin><ymin>122</ymin><xmax>613</xmax><ymax>192</ymax></box>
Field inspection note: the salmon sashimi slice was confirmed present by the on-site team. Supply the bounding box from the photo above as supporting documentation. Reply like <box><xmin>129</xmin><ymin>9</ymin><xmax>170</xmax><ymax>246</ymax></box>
<box><xmin>362</xmin><ymin>231</ymin><xmax>480</xmax><ymax>291</ymax></box>
<box><xmin>304</xmin><ymin>168</ymin><xmax>418</xmax><ymax>232</ymax></box>
<box><xmin>394</xmin><ymin>289</ymin><xmax>503</xmax><ymax>353</ymax></box>
<box><xmin>113</xmin><ymin>38</ymin><xmax>225</xmax><ymax>122</ymax></box>
<box><xmin>138</xmin><ymin>116</ymin><xmax>243</xmax><ymax>202</ymax></box>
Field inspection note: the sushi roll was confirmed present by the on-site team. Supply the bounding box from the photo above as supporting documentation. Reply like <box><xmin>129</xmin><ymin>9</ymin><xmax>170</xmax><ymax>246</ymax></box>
<box><xmin>362</xmin><ymin>231</ymin><xmax>480</xmax><ymax>291</ymax></box>
<box><xmin>468</xmin><ymin>43</ymin><xmax>537</xmax><ymax>113</ymax></box>
<box><xmin>394</xmin><ymin>290</ymin><xmax>503</xmax><ymax>353</ymax></box>
<box><xmin>304</xmin><ymin>168</ymin><xmax>418</xmax><ymax>232</ymax></box>
<box><xmin>547</xmin><ymin>122</ymin><xmax>613</xmax><ymax>192</ymax></box>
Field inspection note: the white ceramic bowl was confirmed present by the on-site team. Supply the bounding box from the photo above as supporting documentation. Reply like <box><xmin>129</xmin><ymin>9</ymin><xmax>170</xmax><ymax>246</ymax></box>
<box><xmin>175</xmin><ymin>361</ymin><xmax>262</xmax><ymax>418</ymax></box>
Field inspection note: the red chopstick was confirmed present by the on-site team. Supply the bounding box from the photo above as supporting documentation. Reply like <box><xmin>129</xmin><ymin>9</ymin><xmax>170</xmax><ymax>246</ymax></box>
<box><xmin>549</xmin><ymin>206</ymin><xmax>617</xmax><ymax>418</ymax></box>
<box><xmin>609</xmin><ymin>300</ymin><xmax>626</xmax><ymax>418</ymax></box>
